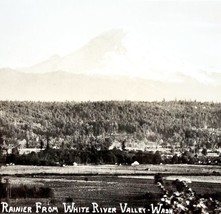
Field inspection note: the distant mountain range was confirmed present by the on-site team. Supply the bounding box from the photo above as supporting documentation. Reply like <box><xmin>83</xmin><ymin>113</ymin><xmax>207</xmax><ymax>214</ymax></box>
<box><xmin>0</xmin><ymin>29</ymin><xmax>221</xmax><ymax>102</ymax></box>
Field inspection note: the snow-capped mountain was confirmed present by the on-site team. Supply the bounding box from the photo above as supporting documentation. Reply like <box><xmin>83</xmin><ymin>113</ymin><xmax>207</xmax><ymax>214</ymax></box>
<box><xmin>1</xmin><ymin>29</ymin><xmax>221</xmax><ymax>102</ymax></box>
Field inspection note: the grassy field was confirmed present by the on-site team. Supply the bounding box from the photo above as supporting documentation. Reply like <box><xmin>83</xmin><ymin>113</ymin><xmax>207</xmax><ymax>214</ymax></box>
<box><xmin>3</xmin><ymin>175</ymin><xmax>221</xmax><ymax>210</ymax></box>
<box><xmin>3</xmin><ymin>176</ymin><xmax>161</xmax><ymax>212</ymax></box>
<box><xmin>1</xmin><ymin>164</ymin><xmax>221</xmax><ymax>213</ymax></box>
<box><xmin>1</xmin><ymin>164</ymin><xmax>221</xmax><ymax>176</ymax></box>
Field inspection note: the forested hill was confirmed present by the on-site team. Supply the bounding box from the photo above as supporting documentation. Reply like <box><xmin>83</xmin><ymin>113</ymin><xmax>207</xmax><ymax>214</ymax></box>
<box><xmin>0</xmin><ymin>101</ymin><xmax>221</xmax><ymax>150</ymax></box>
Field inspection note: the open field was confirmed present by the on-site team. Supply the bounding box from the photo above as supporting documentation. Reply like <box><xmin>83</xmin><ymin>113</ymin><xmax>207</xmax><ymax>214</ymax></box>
<box><xmin>1</xmin><ymin>164</ymin><xmax>221</xmax><ymax>213</ymax></box>
<box><xmin>1</xmin><ymin>164</ymin><xmax>221</xmax><ymax>176</ymax></box>
<box><xmin>2</xmin><ymin>175</ymin><xmax>162</xmax><ymax>213</ymax></box>
<box><xmin>2</xmin><ymin>175</ymin><xmax>221</xmax><ymax>212</ymax></box>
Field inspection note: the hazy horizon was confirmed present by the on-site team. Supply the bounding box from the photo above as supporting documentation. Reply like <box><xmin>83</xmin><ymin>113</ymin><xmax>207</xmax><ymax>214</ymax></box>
<box><xmin>0</xmin><ymin>0</ymin><xmax>221</xmax><ymax>102</ymax></box>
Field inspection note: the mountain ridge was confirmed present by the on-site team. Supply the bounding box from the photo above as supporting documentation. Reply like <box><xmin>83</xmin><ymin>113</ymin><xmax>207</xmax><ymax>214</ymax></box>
<box><xmin>0</xmin><ymin>68</ymin><xmax>220</xmax><ymax>102</ymax></box>
<box><xmin>1</xmin><ymin>29</ymin><xmax>221</xmax><ymax>102</ymax></box>
<box><xmin>20</xmin><ymin>29</ymin><xmax>126</xmax><ymax>75</ymax></box>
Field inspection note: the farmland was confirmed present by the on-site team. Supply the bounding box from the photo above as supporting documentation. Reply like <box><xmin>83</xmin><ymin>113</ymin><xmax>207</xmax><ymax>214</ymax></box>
<box><xmin>0</xmin><ymin>163</ymin><xmax>221</xmax><ymax>213</ymax></box>
<box><xmin>2</xmin><ymin>173</ymin><xmax>221</xmax><ymax>213</ymax></box>
<box><xmin>1</xmin><ymin>164</ymin><xmax>221</xmax><ymax>176</ymax></box>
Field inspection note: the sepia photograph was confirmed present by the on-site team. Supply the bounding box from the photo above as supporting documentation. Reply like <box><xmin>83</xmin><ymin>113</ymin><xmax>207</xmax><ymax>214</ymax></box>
<box><xmin>0</xmin><ymin>0</ymin><xmax>221</xmax><ymax>213</ymax></box>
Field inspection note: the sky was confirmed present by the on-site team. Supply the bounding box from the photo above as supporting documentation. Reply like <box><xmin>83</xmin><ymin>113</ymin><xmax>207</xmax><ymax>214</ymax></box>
<box><xmin>0</xmin><ymin>0</ymin><xmax>221</xmax><ymax>81</ymax></box>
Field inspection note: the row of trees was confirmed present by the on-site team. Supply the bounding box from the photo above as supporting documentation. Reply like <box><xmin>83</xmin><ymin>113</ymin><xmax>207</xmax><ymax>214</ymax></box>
<box><xmin>4</xmin><ymin>147</ymin><xmax>221</xmax><ymax>166</ymax></box>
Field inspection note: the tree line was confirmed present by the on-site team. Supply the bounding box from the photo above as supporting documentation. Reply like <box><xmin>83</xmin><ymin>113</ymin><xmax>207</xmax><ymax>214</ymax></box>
<box><xmin>0</xmin><ymin>100</ymin><xmax>221</xmax><ymax>157</ymax></box>
<box><xmin>4</xmin><ymin>147</ymin><xmax>221</xmax><ymax>166</ymax></box>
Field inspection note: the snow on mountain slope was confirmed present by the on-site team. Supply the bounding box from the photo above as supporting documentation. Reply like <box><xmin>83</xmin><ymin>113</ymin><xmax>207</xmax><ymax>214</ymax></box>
<box><xmin>1</xmin><ymin>29</ymin><xmax>221</xmax><ymax>101</ymax></box>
